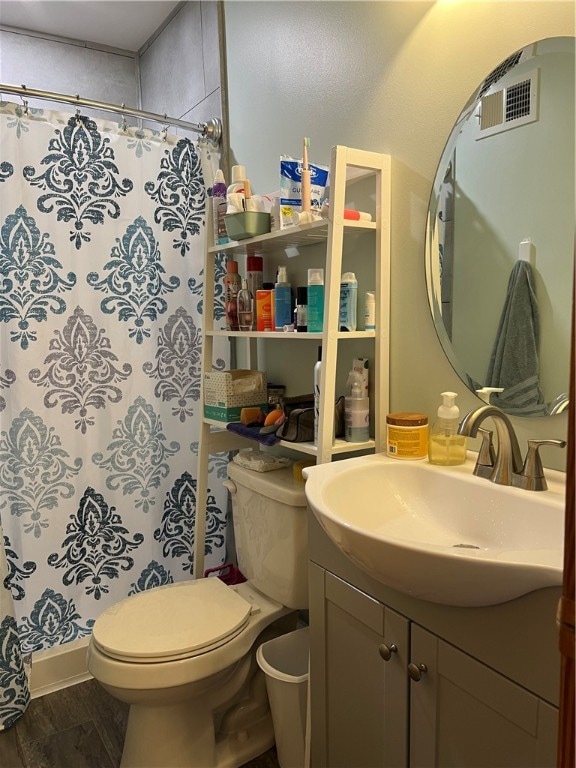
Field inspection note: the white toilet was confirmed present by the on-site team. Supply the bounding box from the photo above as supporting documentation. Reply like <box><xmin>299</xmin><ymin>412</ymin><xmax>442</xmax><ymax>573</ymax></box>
<box><xmin>87</xmin><ymin>462</ymin><xmax>308</xmax><ymax>768</ymax></box>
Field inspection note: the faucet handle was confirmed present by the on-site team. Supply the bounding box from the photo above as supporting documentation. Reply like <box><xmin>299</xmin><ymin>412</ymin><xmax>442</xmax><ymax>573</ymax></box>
<box><xmin>474</xmin><ymin>428</ymin><xmax>496</xmax><ymax>479</ymax></box>
<box><xmin>517</xmin><ymin>439</ymin><xmax>567</xmax><ymax>491</ymax></box>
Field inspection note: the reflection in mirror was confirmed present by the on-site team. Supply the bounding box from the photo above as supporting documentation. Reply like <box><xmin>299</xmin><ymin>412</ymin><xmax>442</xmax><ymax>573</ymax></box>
<box><xmin>426</xmin><ymin>37</ymin><xmax>574</xmax><ymax>417</ymax></box>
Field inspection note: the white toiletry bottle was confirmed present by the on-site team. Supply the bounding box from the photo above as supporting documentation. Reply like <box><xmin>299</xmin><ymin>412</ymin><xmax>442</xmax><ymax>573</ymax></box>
<box><xmin>364</xmin><ymin>291</ymin><xmax>375</xmax><ymax>330</ymax></box>
<box><xmin>339</xmin><ymin>272</ymin><xmax>358</xmax><ymax>331</ymax></box>
<box><xmin>344</xmin><ymin>372</ymin><xmax>369</xmax><ymax>442</ymax></box>
<box><xmin>274</xmin><ymin>266</ymin><xmax>292</xmax><ymax>329</ymax></box>
<box><xmin>226</xmin><ymin>165</ymin><xmax>248</xmax><ymax>212</ymax></box>
<box><xmin>227</xmin><ymin>164</ymin><xmax>247</xmax><ymax>195</ymax></box>
<box><xmin>428</xmin><ymin>391</ymin><xmax>467</xmax><ymax>466</ymax></box>
<box><xmin>314</xmin><ymin>347</ymin><xmax>322</xmax><ymax>446</ymax></box>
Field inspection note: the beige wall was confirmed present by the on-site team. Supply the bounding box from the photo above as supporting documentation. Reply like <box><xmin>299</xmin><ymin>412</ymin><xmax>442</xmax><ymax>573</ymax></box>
<box><xmin>223</xmin><ymin>0</ymin><xmax>575</xmax><ymax>468</ymax></box>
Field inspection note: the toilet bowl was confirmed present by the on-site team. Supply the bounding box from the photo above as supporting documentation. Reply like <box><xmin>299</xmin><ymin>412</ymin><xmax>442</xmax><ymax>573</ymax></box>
<box><xmin>87</xmin><ymin>462</ymin><xmax>309</xmax><ymax>768</ymax></box>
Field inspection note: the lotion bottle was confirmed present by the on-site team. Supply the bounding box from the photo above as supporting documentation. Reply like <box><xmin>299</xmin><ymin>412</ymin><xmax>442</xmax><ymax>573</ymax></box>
<box><xmin>364</xmin><ymin>291</ymin><xmax>376</xmax><ymax>331</ymax></box>
<box><xmin>428</xmin><ymin>391</ymin><xmax>467</xmax><ymax>466</ymax></box>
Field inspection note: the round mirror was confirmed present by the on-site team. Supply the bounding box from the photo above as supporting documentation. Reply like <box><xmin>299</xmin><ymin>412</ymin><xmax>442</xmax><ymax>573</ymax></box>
<box><xmin>426</xmin><ymin>37</ymin><xmax>574</xmax><ymax>417</ymax></box>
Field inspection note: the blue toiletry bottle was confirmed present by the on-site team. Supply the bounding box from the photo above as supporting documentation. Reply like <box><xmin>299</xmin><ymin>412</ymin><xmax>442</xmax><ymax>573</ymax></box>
<box><xmin>274</xmin><ymin>266</ymin><xmax>292</xmax><ymax>329</ymax></box>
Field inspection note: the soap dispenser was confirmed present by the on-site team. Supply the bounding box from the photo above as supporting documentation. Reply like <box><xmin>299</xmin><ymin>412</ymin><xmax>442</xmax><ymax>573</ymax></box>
<box><xmin>428</xmin><ymin>391</ymin><xmax>467</xmax><ymax>466</ymax></box>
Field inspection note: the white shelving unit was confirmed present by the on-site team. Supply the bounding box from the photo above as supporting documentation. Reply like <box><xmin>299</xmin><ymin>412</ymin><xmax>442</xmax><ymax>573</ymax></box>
<box><xmin>194</xmin><ymin>146</ymin><xmax>391</xmax><ymax>577</ymax></box>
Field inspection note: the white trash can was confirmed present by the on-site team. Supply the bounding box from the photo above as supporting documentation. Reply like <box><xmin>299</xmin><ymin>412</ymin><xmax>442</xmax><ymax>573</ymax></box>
<box><xmin>256</xmin><ymin>626</ymin><xmax>309</xmax><ymax>768</ymax></box>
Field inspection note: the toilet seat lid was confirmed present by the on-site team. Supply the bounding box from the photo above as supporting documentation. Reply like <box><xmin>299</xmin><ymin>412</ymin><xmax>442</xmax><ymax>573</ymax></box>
<box><xmin>92</xmin><ymin>579</ymin><xmax>252</xmax><ymax>662</ymax></box>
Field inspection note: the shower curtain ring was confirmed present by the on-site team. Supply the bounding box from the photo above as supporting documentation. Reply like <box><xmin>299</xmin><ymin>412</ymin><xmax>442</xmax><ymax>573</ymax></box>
<box><xmin>75</xmin><ymin>95</ymin><xmax>82</xmax><ymax>125</ymax></box>
<box><xmin>120</xmin><ymin>104</ymin><xmax>128</xmax><ymax>133</ymax></box>
<box><xmin>21</xmin><ymin>97</ymin><xmax>29</xmax><ymax>116</ymax></box>
<box><xmin>161</xmin><ymin>114</ymin><xmax>168</xmax><ymax>142</ymax></box>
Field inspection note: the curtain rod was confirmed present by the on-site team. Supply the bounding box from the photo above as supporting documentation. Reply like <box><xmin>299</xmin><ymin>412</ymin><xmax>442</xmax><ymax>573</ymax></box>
<box><xmin>0</xmin><ymin>82</ymin><xmax>222</xmax><ymax>147</ymax></box>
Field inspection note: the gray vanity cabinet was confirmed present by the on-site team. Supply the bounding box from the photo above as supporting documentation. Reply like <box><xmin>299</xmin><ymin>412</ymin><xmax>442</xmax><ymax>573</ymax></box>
<box><xmin>317</xmin><ymin>568</ymin><xmax>409</xmax><ymax>767</ymax></box>
<box><xmin>310</xmin><ymin>563</ymin><xmax>558</xmax><ymax>768</ymax></box>
<box><xmin>409</xmin><ymin>624</ymin><xmax>558</xmax><ymax>767</ymax></box>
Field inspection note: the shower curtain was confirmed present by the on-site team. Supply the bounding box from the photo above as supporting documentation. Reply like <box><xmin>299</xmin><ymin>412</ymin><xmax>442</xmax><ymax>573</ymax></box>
<box><xmin>0</xmin><ymin>101</ymin><xmax>230</xmax><ymax>729</ymax></box>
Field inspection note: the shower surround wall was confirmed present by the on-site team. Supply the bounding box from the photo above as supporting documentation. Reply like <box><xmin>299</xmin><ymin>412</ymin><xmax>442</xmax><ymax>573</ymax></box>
<box><xmin>0</xmin><ymin>0</ymin><xmax>226</xmax><ymax>714</ymax></box>
<box><xmin>0</xmin><ymin>1</ymin><xmax>222</xmax><ymax>134</ymax></box>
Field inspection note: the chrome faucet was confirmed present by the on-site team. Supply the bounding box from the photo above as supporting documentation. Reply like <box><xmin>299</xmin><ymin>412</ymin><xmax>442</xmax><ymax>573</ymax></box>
<box><xmin>458</xmin><ymin>405</ymin><xmax>566</xmax><ymax>491</ymax></box>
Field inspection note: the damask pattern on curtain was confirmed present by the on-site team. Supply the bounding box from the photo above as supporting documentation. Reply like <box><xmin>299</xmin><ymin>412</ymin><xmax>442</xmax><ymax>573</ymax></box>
<box><xmin>0</xmin><ymin>102</ymin><xmax>230</xmax><ymax>730</ymax></box>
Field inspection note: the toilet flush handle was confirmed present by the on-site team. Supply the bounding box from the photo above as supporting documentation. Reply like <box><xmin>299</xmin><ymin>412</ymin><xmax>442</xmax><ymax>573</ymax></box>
<box><xmin>223</xmin><ymin>479</ymin><xmax>237</xmax><ymax>494</ymax></box>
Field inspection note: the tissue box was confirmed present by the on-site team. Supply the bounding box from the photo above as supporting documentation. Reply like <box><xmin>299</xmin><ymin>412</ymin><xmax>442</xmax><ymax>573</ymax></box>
<box><xmin>204</xmin><ymin>369</ymin><xmax>268</xmax><ymax>422</ymax></box>
<box><xmin>224</xmin><ymin>212</ymin><xmax>271</xmax><ymax>240</ymax></box>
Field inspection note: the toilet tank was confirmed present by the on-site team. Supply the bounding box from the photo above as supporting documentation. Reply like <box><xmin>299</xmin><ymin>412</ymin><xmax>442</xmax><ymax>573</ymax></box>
<box><xmin>226</xmin><ymin>462</ymin><xmax>308</xmax><ymax>609</ymax></box>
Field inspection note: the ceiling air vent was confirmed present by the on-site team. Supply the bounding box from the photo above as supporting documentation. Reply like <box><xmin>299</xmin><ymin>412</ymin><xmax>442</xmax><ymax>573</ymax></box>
<box><xmin>477</xmin><ymin>68</ymin><xmax>539</xmax><ymax>139</ymax></box>
<box><xmin>478</xmin><ymin>50</ymin><xmax>523</xmax><ymax>97</ymax></box>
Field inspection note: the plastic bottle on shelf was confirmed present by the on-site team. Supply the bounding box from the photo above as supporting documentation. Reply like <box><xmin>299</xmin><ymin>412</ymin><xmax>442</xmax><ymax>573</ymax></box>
<box><xmin>237</xmin><ymin>278</ymin><xmax>255</xmax><ymax>331</ymax></box>
<box><xmin>295</xmin><ymin>286</ymin><xmax>308</xmax><ymax>332</ymax></box>
<box><xmin>307</xmin><ymin>268</ymin><xmax>324</xmax><ymax>332</ymax></box>
<box><xmin>212</xmin><ymin>169</ymin><xmax>228</xmax><ymax>246</ymax></box>
<box><xmin>314</xmin><ymin>347</ymin><xmax>322</xmax><ymax>446</ymax></box>
<box><xmin>246</xmin><ymin>254</ymin><xmax>263</xmax><ymax>299</ymax></box>
<box><xmin>339</xmin><ymin>272</ymin><xmax>358</xmax><ymax>331</ymax></box>
<box><xmin>364</xmin><ymin>291</ymin><xmax>376</xmax><ymax>330</ymax></box>
<box><xmin>224</xmin><ymin>258</ymin><xmax>242</xmax><ymax>331</ymax></box>
<box><xmin>256</xmin><ymin>287</ymin><xmax>274</xmax><ymax>332</ymax></box>
<box><xmin>344</xmin><ymin>372</ymin><xmax>370</xmax><ymax>442</ymax></box>
<box><xmin>428</xmin><ymin>391</ymin><xmax>467</xmax><ymax>466</ymax></box>
<box><xmin>226</xmin><ymin>165</ymin><xmax>248</xmax><ymax>212</ymax></box>
<box><xmin>274</xmin><ymin>266</ymin><xmax>292</xmax><ymax>330</ymax></box>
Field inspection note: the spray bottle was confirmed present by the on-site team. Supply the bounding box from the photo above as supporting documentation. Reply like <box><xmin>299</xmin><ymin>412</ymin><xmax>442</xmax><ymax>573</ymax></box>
<box><xmin>274</xmin><ymin>266</ymin><xmax>292</xmax><ymax>329</ymax></box>
<box><xmin>428</xmin><ymin>391</ymin><xmax>467</xmax><ymax>466</ymax></box>
<box><xmin>344</xmin><ymin>371</ymin><xmax>369</xmax><ymax>442</ymax></box>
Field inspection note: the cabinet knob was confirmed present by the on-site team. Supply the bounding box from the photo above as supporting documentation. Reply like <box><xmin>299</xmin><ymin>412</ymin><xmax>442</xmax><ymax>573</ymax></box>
<box><xmin>407</xmin><ymin>662</ymin><xmax>428</xmax><ymax>682</ymax></box>
<box><xmin>378</xmin><ymin>643</ymin><xmax>397</xmax><ymax>661</ymax></box>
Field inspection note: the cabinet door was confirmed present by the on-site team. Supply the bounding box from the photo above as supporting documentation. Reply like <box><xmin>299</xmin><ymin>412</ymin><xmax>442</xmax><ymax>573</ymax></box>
<box><xmin>319</xmin><ymin>571</ymin><xmax>409</xmax><ymax>768</ymax></box>
<box><xmin>409</xmin><ymin>624</ymin><xmax>558</xmax><ymax>768</ymax></box>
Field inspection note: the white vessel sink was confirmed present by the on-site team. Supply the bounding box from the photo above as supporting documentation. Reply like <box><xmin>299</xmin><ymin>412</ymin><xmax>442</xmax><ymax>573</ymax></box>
<box><xmin>303</xmin><ymin>453</ymin><xmax>566</xmax><ymax>607</ymax></box>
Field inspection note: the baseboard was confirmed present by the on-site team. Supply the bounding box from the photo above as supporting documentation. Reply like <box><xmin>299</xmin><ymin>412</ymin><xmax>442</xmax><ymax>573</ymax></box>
<box><xmin>30</xmin><ymin>637</ymin><xmax>92</xmax><ymax>699</ymax></box>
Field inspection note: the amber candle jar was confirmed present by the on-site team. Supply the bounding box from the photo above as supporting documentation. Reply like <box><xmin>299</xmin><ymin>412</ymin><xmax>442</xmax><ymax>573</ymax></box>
<box><xmin>386</xmin><ymin>412</ymin><xmax>429</xmax><ymax>460</ymax></box>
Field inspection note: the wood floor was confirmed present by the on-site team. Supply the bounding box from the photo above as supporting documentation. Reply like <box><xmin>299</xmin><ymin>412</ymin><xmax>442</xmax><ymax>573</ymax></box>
<box><xmin>0</xmin><ymin>679</ymin><xmax>280</xmax><ymax>768</ymax></box>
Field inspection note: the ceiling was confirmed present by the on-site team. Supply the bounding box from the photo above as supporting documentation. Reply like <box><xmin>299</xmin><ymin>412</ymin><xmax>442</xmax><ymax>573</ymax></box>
<box><xmin>0</xmin><ymin>1</ymin><xmax>181</xmax><ymax>52</ymax></box>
